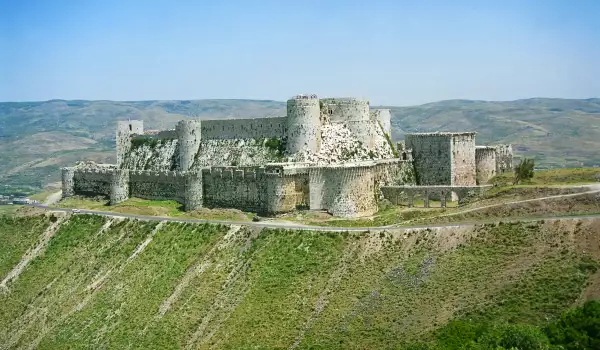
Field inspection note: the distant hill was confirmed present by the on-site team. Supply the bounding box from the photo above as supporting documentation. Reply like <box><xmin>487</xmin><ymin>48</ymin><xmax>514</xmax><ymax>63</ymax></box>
<box><xmin>0</xmin><ymin>98</ymin><xmax>599</xmax><ymax>189</ymax></box>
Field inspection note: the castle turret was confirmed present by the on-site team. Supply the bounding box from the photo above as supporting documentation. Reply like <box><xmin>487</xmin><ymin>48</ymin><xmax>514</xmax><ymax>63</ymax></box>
<box><xmin>184</xmin><ymin>171</ymin><xmax>203</xmax><ymax>211</ymax></box>
<box><xmin>116</xmin><ymin>120</ymin><xmax>144</xmax><ymax>168</ymax></box>
<box><xmin>61</xmin><ymin>167</ymin><xmax>75</xmax><ymax>198</ymax></box>
<box><xmin>176</xmin><ymin>120</ymin><xmax>202</xmax><ymax>171</ymax></box>
<box><xmin>110</xmin><ymin>169</ymin><xmax>130</xmax><ymax>205</ymax></box>
<box><xmin>286</xmin><ymin>94</ymin><xmax>322</xmax><ymax>154</ymax></box>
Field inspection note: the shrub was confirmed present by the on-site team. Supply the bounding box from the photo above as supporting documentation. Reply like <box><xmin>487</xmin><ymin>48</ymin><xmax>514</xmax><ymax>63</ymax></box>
<box><xmin>514</xmin><ymin>158</ymin><xmax>535</xmax><ymax>185</ymax></box>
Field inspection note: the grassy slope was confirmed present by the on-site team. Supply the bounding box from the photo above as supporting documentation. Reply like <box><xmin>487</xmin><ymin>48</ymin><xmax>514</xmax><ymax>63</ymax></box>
<box><xmin>0</xmin><ymin>215</ymin><xmax>50</xmax><ymax>278</ymax></box>
<box><xmin>2</xmin><ymin>98</ymin><xmax>599</xmax><ymax>188</ymax></box>
<box><xmin>0</xmin><ymin>214</ymin><xmax>598</xmax><ymax>349</ymax></box>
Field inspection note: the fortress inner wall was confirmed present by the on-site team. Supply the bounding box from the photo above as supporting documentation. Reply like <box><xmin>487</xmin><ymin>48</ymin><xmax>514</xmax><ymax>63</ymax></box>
<box><xmin>129</xmin><ymin>170</ymin><xmax>187</xmax><ymax>203</ymax></box>
<box><xmin>200</xmin><ymin>117</ymin><xmax>287</xmax><ymax>140</ymax></box>
<box><xmin>405</xmin><ymin>134</ymin><xmax>452</xmax><ymax>185</ymax></box>
<box><xmin>451</xmin><ymin>133</ymin><xmax>477</xmax><ymax>186</ymax></box>
<box><xmin>475</xmin><ymin>146</ymin><xmax>497</xmax><ymax>185</ymax></box>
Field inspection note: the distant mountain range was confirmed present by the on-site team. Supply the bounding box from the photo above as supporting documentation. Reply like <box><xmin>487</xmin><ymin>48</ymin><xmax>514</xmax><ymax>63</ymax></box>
<box><xmin>1</xmin><ymin>98</ymin><xmax>599</xmax><ymax>189</ymax></box>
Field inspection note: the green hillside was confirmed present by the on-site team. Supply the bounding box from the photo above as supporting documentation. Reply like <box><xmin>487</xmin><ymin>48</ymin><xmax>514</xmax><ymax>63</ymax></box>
<box><xmin>1</xmin><ymin>98</ymin><xmax>599</xmax><ymax>190</ymax></box>
<box><xmin>1</xmin><ymin>214</ymin><xmax>598</xmax><ymax>349</ymax></box>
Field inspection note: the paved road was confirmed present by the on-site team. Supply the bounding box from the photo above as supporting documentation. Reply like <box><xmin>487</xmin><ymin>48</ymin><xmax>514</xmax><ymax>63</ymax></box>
<box><xmin>28</xmin><ymin>203</ymin><xmax>600</xmax><ymax>232</ymax></box>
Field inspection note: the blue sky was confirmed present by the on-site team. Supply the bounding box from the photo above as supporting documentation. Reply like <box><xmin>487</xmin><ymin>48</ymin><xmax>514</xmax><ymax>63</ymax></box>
<box><xmin>1</xmin><ymin>0</ymin><xmax>599</xmax><ymax>105</ymax></box>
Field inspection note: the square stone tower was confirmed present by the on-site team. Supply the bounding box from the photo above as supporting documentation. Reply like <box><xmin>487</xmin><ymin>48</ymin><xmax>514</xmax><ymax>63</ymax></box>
<box><xmin>405</xmin><ymin>132</ymin><xmax>477</xmax><ymax>186</ymax></box>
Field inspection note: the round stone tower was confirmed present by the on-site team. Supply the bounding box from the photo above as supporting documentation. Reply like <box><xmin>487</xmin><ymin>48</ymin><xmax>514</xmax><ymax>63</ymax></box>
<box><xmin>176</xmin><ymin>120</ymin><xmax>202</xmax><ymax>171</ymax></box>
<box><xmin>320</xmin><ymin>98</ymin><xmax>370</xmax><ymax>122</ymax></box>
<box><xmin>286</xmin><ymin>94</ymin><xmax>322</xmax><ymax>154</ymax></box>
<box><xmin>61</xmin><ymin>167</ymin><xmax>75</xmax><ymax>198</ymax></box>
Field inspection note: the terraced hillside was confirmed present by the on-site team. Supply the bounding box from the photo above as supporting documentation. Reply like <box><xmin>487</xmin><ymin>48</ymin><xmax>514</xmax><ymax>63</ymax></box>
<box><xmin>1</xmin><ymin>213</ymin><xmax>598</xmax><ymax>349</ymax></box>
<box><xmin>1</xmin><ymin>98</ymin><xmax>599</xmax><ymax>190</ymax></box>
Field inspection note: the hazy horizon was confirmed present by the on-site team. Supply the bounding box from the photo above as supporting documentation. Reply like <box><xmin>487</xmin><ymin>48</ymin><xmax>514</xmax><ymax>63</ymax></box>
<box><xmin>2</xmin><ymin>0</ymin><xmax>599</xmax><ymax>105</ymax></box>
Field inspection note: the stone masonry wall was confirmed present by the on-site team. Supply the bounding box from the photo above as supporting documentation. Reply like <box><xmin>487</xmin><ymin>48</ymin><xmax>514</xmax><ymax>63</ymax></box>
<box><xmin>320</xmin><ymin>98</ymin><xmax>370</xmax><ymax>122</ymax></box>
<box><xmin>494</xmin><ymin>144</ymin><xmax>514</xmax><ymax>174</ymax></box>
<box><xmin>475</xmin><ymin>146</ymin><xmax>497</xmax><ymax>185</ymax></box>
<box><xmin>286</xmin><ymin>96</ymin><xmax>321</xmax><ymax>154</ymax></box>
<box><xmin>451</xmin><ymin>133</ymin><xmax>477</xmax><ymax>186</ymax></box>
<box><xmin>201</xmin><ymin>117</ymin><xmax>287</xmax><ymax>140</ymax></box>
<box><xmin>72</xmin><ymin>169</ymin><xmax>113</xmax><ymax>197</ymax></box>
<box><xmin>129</xmin><ymin>170</ymin><xmax>187</xmax><ymax>203</ymax></box>
<box><xmin>202</xmin><ymin>167</ymin><xmax>268</xmax><ymax>213</ymax></box>
<box><xmin>405</xmin><ymin>134</ymin><xmax>452</xmax><ymax>185</ymax></box>
<box><xmin>61</xmin><ymin>167</ymin><xmax>75</xmax><ymax>198</ymax></box>
<box><xmin>321</xmin><ymin>165</ymin><xmax>377</xmax><ymax>217</ymax></box>
<box><xmin>116</xmin><ymin>120</ymin><xmax>144</xmax><ymax>168</ymax></box>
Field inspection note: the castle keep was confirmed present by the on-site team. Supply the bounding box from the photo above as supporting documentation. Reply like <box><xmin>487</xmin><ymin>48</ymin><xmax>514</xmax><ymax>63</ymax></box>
<box><xmin>62</xmin><ymin>94</ymin><xmax>513</xmax><ymax>217</ymax></box>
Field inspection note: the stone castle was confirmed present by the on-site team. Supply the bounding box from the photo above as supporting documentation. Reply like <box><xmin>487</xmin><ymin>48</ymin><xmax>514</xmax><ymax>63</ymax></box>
<box><xmin>61</xmin><ymin>94</ymin><xmax>513</xmax><ymax>217</ymax></box>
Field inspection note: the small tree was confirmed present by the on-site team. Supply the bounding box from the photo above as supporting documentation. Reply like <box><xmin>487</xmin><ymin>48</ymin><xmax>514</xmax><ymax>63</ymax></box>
<box><xmin>513</xmin><ymin>158</ymin><xmax>535</xmax><ymax>185</ymax></box>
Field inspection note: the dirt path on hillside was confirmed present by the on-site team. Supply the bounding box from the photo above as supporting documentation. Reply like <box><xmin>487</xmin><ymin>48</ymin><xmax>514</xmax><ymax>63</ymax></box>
<box><xmin>434</xmin><ymin>185</ymin><xmax>600</xmax><ymax>220</ymax></box>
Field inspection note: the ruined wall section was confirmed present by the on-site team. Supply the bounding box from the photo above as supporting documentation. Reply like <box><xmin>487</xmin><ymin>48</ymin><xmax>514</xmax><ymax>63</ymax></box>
<box><xmin>129</xmin><ymin>170</ymin><xmax>187</xmax><ymax>203</ymax></box>
<box><xmin>176</xmin><ymin>120</ymin><xmax>202</xmax><ymax>171</ymax></box>
<box><xmin>405</xmin><ymin>134</ymin><xmax>452</xmax><ymax>185</ymax></box>
<box><xmin>321</xmin><ymin>165</ymin><xmax>377</xmax><ymax>218</ymax></box>
<box><xmin>494</xmin><ymin>144</ymin><xmax>514</xmax><ymax>174</ymax></box>
<box><xmin>475</xmin><ymin>146</ymin><xmax>497</xmax><ymax>185</ymax></box>
<box><xmin>451</xmin><ymin>133</ymin><xmax>477</xmax><ymax>186</ymax></box>
<box><xmin>370</xmin><ymin>109</ymin><xmax>392</xmax><ymax>136</ymax></box>
<box><xmin>116</xmin><ymin>120</ymin><xmax>144</xmax><ymax>168</ymax></box>
<box><xmin>286</xmin><ymin>96</ymin><xmax>321</xmax><ymax>154</ymax></box>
